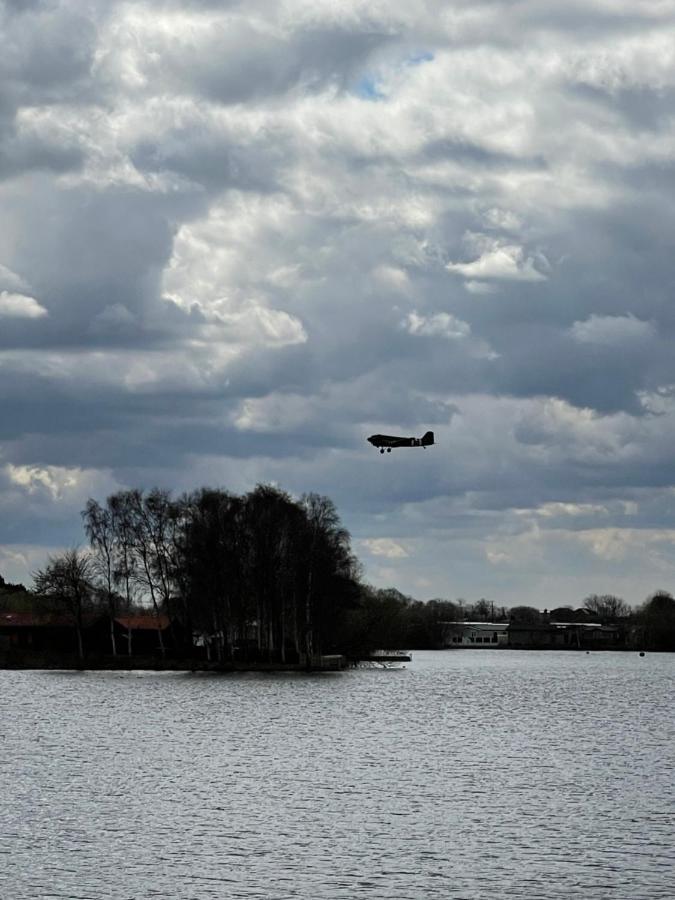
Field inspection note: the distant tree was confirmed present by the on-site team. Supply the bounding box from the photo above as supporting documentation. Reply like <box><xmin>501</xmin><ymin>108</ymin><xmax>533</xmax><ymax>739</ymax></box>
<box><xmin>300</xmin><ymin>492</ymin><xmax>361</xmax><ymax>660</ymax></box>
<box><xmin>124</xmin><ymin>489</ymin><xmax>170</xmax><ymax>658</ymax></box>
<box><xmin>471</xmin><ymin>598</ymin><xmax>491</xmax><ymax>620</ymax></box>
<box><xmin>343</xmin><ymin>586</ymin><xmax>411</xmax><ymax>653</ymax></box>
<box><xmin>246</xmin><ymin>484</ymin><xmax>304</xmax><ymax>660</ymax></box>
<box><xmin>108</xmin><ymin>491</ymin><xmax>143</xmax><ymax>654</ymax></box>
<box><xmin>0</xmin><ymin>589</ymin><xmax>35</xmax><ymax>614</ymax></box>
<box><xmin>82</xmin><ymin>499</ymin><xmax>120</xmax><ymax>655</ymax></box>
<box><xmin>180</xmin><ymin>488</ymin><xmax>247</xmax><ymax>661</ymax></box>
<box><xmin>0</xmin><ymin>573</ymin><xmax>27</xmax><ymax>594</ymax></box>
<box><xmin>33</xmin><ymin>550</ymin><xmax>94</xmax><ymax>660</ymax></box>
<box><xmin>549</xmin><ymin>606</ymin><xmax>575</xmax><ymax>622</ymax></box>
<box><xmin>639</xmin><ymin>590</ymin><xmax>675</xmax><ymax>651</ymax></box>
<box><xmin>583</xmin><ymin>594</ymin><xmax>630</xmax><ymax>622</ymax></box>
<box><xmin>508</xmin><ymin>605</ymin><xmax>542</xmax><ymax>625</ymax></box>
<box><xmin>406</xmin><ymin>598</ymin><xmax>459</xmax><ymax>648</ymax></box>
<box><xmin>177</xmin><ymin>484</ymin><xmax>362</xmax><ymax>664</ymax></box>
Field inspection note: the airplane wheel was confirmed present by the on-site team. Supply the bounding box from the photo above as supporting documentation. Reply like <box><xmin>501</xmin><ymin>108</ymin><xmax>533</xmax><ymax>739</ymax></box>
<box><xmin>387</xmin><ymin>448</ymin><xmax>391</xmax><ymax>452</ymax></box>
<box><xmin>380</xmin><ymin>448</ymin><xmax>384</xmax><ymax>454</ymax></box>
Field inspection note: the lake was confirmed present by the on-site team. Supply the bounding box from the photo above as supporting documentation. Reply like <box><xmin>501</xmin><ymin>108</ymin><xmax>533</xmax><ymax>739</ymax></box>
<box><xmin>1</xmin><ymin>651</ymin><xmax>673</xmax><ymax>899</ymax></box>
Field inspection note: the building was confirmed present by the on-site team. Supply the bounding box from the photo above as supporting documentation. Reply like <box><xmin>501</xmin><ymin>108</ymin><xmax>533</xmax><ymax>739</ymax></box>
<box><xmin>0</xmin><ymin>611</ymin><xmax>184</xmax><ymax>660</ymax></box>
<box><xmin>0</xmin><ymin>611</ymin><xmax>78</xmax><ymax>654</ymax></box>
<box><xmin>86</xmin><ymin>614</ymin><xmax>180</xmax><ymax>656</ymax></box>
<box><xmin>443</xmin><ymin>621</ymin><xmax>509</xmax><ymax>648</ymax></box>
<box><xmin>508</xmin><ymin>621</ymin><xmax>622</xmax><ymax>649</ymax></box>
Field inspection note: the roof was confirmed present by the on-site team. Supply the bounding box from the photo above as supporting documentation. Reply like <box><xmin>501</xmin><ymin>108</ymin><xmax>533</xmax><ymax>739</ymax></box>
<box><xmin>114</xmin><ymin>615</ymin><xmax>171</xmax><ymax>631</ymax></box>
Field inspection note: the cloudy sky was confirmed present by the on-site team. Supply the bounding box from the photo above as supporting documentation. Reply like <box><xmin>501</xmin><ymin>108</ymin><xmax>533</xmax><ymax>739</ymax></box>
<box><xmin>3</xmin><ymin>0</ymin><xmax>675</xmax><ymax>608</ymax></box>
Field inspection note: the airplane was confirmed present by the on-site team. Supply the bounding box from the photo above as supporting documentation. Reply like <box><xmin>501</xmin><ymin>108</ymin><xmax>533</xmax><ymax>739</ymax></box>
<box><xmin>367</xmin><ymin>431</ymin><xmax>435</xmax><ymax>454</ymax></box>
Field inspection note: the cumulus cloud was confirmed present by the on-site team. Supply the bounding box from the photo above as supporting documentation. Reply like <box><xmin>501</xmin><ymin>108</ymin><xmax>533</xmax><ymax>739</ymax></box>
<box><xmin>446</xmin><ymin>240</ymin><xmax>548</xmax><ymax>283</ymax></box>
<box><xmin>5</xmin><ymin>463</ymin><xmax>80</xmax><ymax>500</ymax></box>
<box><xmin>0</xmin><ymin>291</ymin><xmax>48</xmax><ymax>319</ymax></box>
<box><xmin>570</xmin><ymin>314</ymin><xmax>655</xmax><ymax>345</ymax></box>
<box><xmin>361</xmin><ymin>538</ymin><xmax>409</xmax><ymax>559</ymax></box>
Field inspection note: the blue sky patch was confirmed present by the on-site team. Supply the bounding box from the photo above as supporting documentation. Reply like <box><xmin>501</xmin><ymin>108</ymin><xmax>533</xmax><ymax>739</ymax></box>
<box><xmin>354</xmin><ymin>74</ymin><xmax>386</xmax><ymax>101</ymax></box>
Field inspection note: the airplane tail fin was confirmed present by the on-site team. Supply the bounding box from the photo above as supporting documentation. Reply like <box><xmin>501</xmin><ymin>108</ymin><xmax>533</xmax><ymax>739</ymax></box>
<box><xmin>422</xmin><ymin>431</ymin><xmax>434</xmax><ymax>446</ymax></box>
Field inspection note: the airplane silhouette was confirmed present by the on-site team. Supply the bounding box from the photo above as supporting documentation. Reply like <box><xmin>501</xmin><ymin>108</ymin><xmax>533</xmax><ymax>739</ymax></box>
<box><xmin>367</xmin><ymin>431</ymin><xmax>435</xmax><ymax>454</ymax></box>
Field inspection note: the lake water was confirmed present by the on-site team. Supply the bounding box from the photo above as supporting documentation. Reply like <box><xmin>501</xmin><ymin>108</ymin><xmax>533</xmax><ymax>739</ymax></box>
<box><xmin>1</xmin><ymin>650</ymin><xmax>673</xmax><ymax>899</ymax></box>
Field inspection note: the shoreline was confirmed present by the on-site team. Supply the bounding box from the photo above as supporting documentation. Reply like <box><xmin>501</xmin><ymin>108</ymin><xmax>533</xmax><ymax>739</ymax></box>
<box><xmin>0</xmin><ymin>651</ymin><xmax>348</xmax><ymax>672</ymax></box>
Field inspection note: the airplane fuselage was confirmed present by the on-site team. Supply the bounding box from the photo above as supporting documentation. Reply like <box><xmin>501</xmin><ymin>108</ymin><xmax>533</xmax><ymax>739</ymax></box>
<box><xmin>367</xmin><ymin>431</ymin><xmax>434</xmax><ymax>453</ymax></box>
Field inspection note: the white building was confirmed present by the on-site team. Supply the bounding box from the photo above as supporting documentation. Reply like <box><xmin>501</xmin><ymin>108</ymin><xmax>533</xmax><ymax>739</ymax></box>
<box><xmin>443</xmin><ymin>622</ymin><xmax>509</xmax><ymax>648</ymax></box>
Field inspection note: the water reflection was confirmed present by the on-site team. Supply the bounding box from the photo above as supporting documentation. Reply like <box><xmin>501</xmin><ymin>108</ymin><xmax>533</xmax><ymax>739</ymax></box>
<box><xmin>1</xmin><ymin>652</ymin><xmax>673</xmax><ymax>899</ymax></box>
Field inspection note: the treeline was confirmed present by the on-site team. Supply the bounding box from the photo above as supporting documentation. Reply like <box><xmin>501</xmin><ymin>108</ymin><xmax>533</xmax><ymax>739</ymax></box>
<box><xmin>505</xmin><ymin>593</ymin><xmax>675</xmax><ymax>650</ymax></box>
<box><xmin>31</xmin><ymin>485</ymin><xmax>362</xmax><ymax>662</ymax></box>
<box><xmin>336</xmin><ymin>590</ymin><xmax>675</xmax><ymax>651</ymax></box>
<box><xmin>340</xmin><ymin>589</ymin><xmax>460</xmax><ymax>653</ymax></box>
<box><xmin>5</xmin><ymin>488</ymin><xmax>675</xmax><ymax>658</ymax></box>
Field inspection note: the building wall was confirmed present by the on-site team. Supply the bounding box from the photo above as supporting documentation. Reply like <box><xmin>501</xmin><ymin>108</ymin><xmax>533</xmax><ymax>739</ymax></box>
<box><xmin>444</xmin><ymin>623</ymin><xmax>509</xmax><ymax>648</ymax></box>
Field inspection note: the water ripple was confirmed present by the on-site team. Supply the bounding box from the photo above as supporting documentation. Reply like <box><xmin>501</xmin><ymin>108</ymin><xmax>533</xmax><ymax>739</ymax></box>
<box><xmin>1</xmin><ymin>651</ymin><xmax>673</xmax><ymax>899</ymax></box>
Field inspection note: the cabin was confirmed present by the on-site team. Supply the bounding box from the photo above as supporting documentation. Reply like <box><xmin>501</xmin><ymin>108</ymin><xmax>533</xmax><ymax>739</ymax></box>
<box><xmin>0</xmin><ymin>611</ymin><xmax>78</xmax><ymax>654</ymax></box>
<box><xmin>0</xmin><ymin>611</ymin><xmax>186</xmax><ymax>659</ymax></box>
<box><xmin>86</xmin><ymin>614</ymin><xmax>181</xmax><ymax>656</ymax></box>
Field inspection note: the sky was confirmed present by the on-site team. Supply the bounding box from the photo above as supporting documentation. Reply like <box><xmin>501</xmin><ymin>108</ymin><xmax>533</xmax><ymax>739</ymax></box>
<box><xmin>2</xmin><ymin>0</ymin><xmax>675</xmax><ymax>609</ymax></box>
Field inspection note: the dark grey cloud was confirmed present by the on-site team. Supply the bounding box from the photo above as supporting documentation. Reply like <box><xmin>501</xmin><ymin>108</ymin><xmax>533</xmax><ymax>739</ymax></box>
<box><xmin>0</xmin><ymin>3</ymin><xmax>99</xmax><ymax>104</ymax></box>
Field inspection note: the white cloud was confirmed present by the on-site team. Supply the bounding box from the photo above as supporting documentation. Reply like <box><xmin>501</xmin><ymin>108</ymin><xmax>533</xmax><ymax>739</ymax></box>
<box><xmin>361</xmin><ymin>538</ymin><xmax>409</xmax><ymax>559</ymax></box>
<box><xmin>211</xmin><ymin>303</ymin><xmax>308</xmax><ymax>347</ymax></box>
<box><xmin>570</xmin><ymin>314</ymin><xmax>656</xmax><ymax>345</ymax></box>
<box><xmin>446</xmin><ymin>242</ymin><xmax>547</xmax><ymax>282</ymax></box>
<box><xmin>529</xmin><ymin>502</ymin><xmax>610</xmax><ymax>518</ymax></box>
<box><xmin>5</xmin><ymin>463</ymin><xmax>84</xmax><ymax>501</ymax></box>
<box><xmin>0</xmin><ymin>291</ymin><xmax>48</xmax><ymax>319</ymax></box>
<box><xmin>403</xmin><ymin>311</ymin><xmax>471</xmax><ymax>339</ymax></box>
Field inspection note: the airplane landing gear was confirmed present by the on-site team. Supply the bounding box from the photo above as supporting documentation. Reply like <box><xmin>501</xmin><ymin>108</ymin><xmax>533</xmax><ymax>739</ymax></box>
<box><xmin>387</xmin><ymin>447</ymin><xmax>391</xmax><ymax>452</ymax></box>
<box><xmin>380</xmin><ymin>448</ymin><xmax>385</xmax><ymax>453</ymax></box>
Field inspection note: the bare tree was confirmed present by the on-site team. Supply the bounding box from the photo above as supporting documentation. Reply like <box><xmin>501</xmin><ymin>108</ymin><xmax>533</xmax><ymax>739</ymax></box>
<box><xmin>108</xmin><ymin>491</ymin><xmax>141</xmax><ymax>655</ymax></box>
<box><xmin>583</xmin><ymin>594</ymin><xmax>630</xmax><ymax>622</ymax></box>
<box><xmin>125</xmin><ymin>489</ymin><xmax>167</xmax><ymax>658</ymax></box>
<box><xmin>33</xmin><ymin>550</ymin><xmax>94</xmax><ymax>661</ymax></box>
<box><xmin>301</xmin><ymin>492</ymin><xmax>359</xmax><ymax>660</ymax></box>
<box><xmin>82</xmin><ymin>499</ymin><xmax>119</xmax><ymax>655</ymax></box>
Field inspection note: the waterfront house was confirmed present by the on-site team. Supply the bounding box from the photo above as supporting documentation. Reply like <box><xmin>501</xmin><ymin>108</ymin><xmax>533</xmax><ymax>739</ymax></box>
<box><xmin>86</xmin><ymin>614</ymin><xmax>179</xmax><ymax>656</ymax></box>
<box><xmin>0</xmin><ymin>611</ymin><xmax>78</xmax><ymax>654</ymax></box>
<box><xmin>508</xmin><ymin>621</ymin><xmax>622</xmax><ymax>649</ymax></box>
<box><xmin>443</xmin><ymin>621</ymin><xmax>510</xmax><ymax>647</ymax></box>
